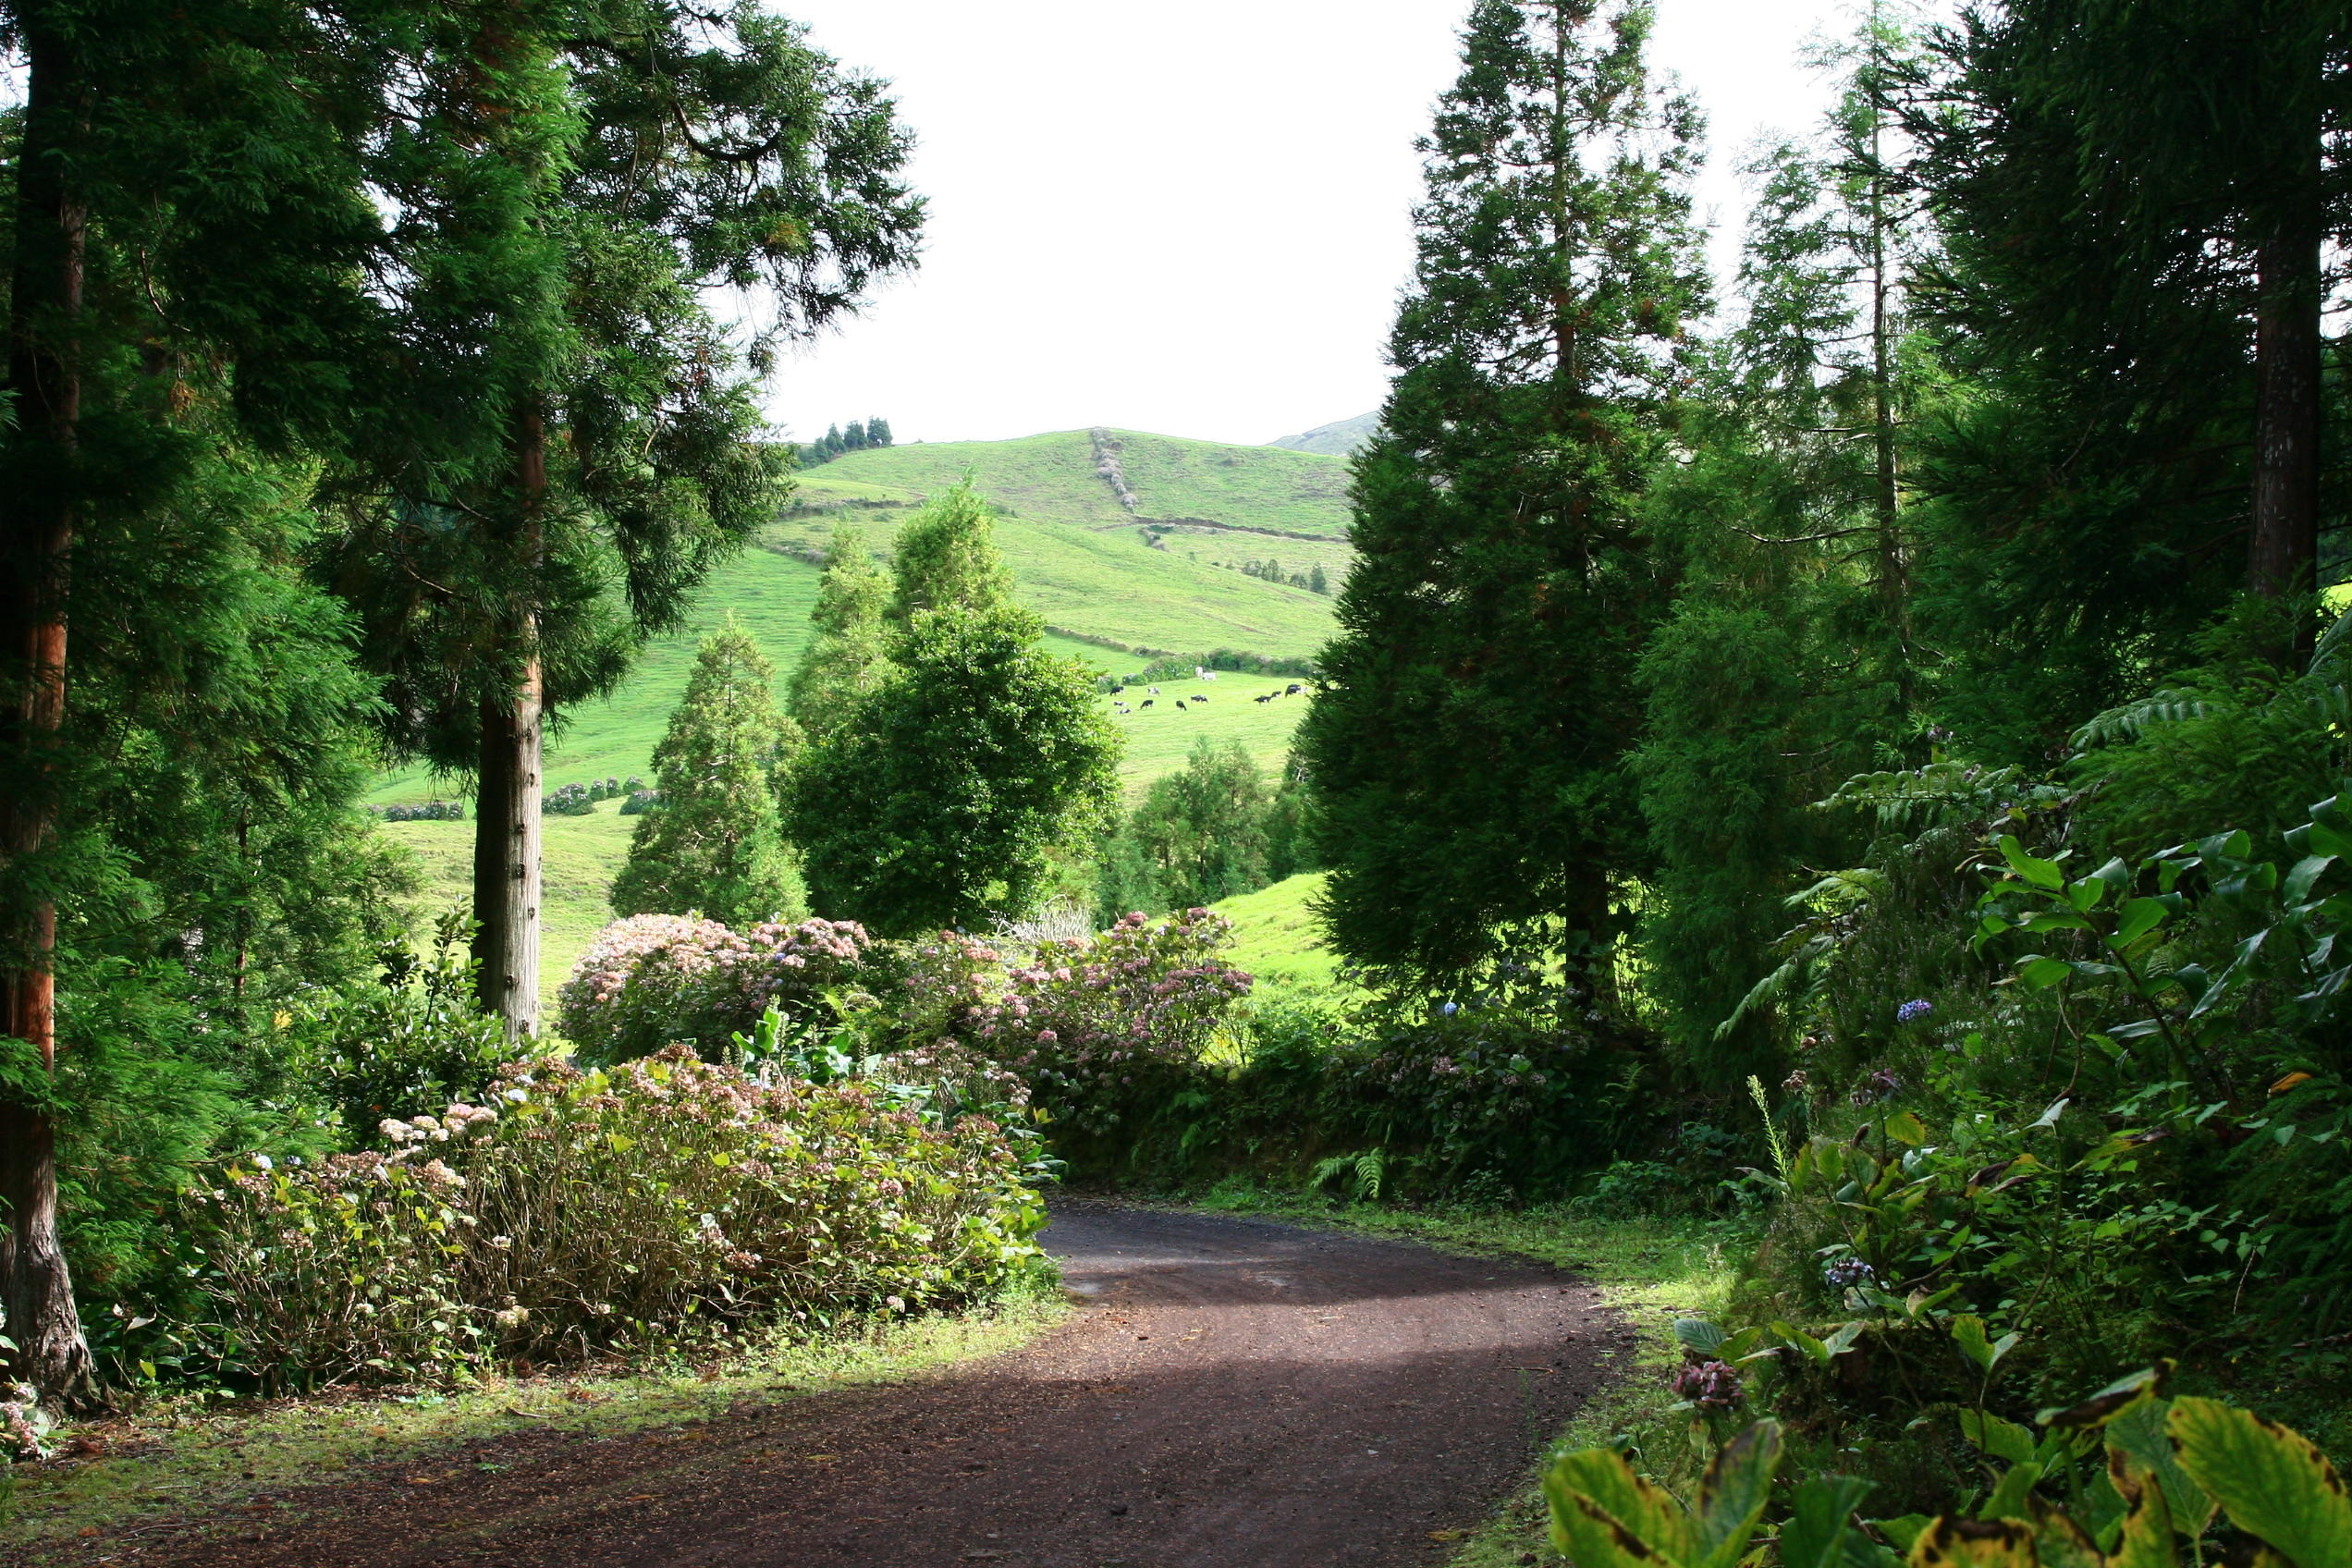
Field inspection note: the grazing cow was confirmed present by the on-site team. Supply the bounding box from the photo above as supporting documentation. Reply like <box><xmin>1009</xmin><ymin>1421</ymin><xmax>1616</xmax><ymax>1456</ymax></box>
<box><xmin>1148</xmin><ymin>685</ymin><xmax>1161</xmax><ymax>694</ymax></box>
<box><xmin>1255</xmin><ymin>692</ymin><xmax>1272</xmax><ymax>704</ymax></box>
<box><xmin>1285</xmin><ymin>682</ymin><xmax>1305</xmax><ymax>695</ymax></box>
<box><xmin>1193</xmin><ymin>695</ymin><xmax>1208</xmax><ymax>704</ymax></box>
<box><xmin>1173</xmin><ymin>699</ymin><xmax>1188</xmax><ymax>709</ymax></box>
<box><xmin>1140</xmin><ymin>699</ymin><xmax>1153</xmax><ymax>708</ymax></box>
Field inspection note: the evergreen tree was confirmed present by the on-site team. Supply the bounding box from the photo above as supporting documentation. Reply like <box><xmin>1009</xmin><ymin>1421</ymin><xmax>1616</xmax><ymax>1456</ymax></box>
<box><xmin>888</xmin><ymin>476</ymin><xmax>1015</xmax><ymax>624</ymax></box>
<box><xmin>820</xmin><ymin>423</ymin><xmax>844</xmax><ymax>459</ymax></box>
<box><xmin>0</xmin><ymin>0</ymin><xmax>417</xmax><ymax>1401</ymax></box>
<box><xmin>787</xmin><ymin>604</ymin><xmax>1121</xmax><ymax>936</ymax></box>
<box><xmin>868</xmin><ymin>416</ymin><xmax>894</xmax><ymax>447</ymax></box>
<box><xmin>319</xmin><ymin>0</ymin><xmax>922</xmax><ymax>1035</ymax></box>
<box><xmin>1635</xmin><ymin>8</ymin><xmax>1928</xmax><ymax>1083</ymax></box>
<box><xmin>1307</xmin><ymin>562</ymin><xmax>1329</xmax><ymax>595</ymax></box>
<box><xmin>611</xmin><ymin>623</ymin><xmax>806</xmax><ymax>927</ymax></box>
<box><xmin>1897</xmin><ymin>0</ymin><xmax>2349</xmax><ymax>737</ymax></box>
<box><xmin>843</xmin><ymin>419</ymin><xmax>868</xmax><ymax>450</ymax></box>
<box><xmin>1298</xmin><ymin>0</ymin><xmax>1706</xmax><ymax>993</ymax></box>
<box><xmin>787</xmin><ymin>524</ymin><xmax>896</xmax><ymax>740</ymax></box>
<box><xmin>1095</xmin><ymin>739</ymin><xmax>1272</xmax><ymax>916</ymax></box>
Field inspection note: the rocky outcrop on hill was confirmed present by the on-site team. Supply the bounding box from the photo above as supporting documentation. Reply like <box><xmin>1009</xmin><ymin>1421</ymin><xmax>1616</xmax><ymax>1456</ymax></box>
<box><xmin>1090</xmin><ymin>427</ymin><xmax>1142</xmax><ymax>514</ymax></box>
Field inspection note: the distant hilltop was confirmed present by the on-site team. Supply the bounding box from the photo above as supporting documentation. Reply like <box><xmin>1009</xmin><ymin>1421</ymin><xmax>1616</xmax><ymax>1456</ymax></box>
<box><xmin>1267</xmin><ymin>411</ymin><xmax>1379</xmax><ymax>458</ymax></box>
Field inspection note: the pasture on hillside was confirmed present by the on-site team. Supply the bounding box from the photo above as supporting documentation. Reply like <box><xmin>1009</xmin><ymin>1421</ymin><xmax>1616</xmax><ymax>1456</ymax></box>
<box><xmin>378</xmin><ymin>665</ymin><xmax>1318</xmax><ymax>1007</ymax></box>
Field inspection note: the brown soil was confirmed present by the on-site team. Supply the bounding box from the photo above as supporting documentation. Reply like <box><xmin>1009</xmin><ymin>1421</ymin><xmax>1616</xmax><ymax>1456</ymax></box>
<box><xmin>60</xmin><ymin>1202</ymin><xmax>1623</xmax><ymax>1568</ymax></box>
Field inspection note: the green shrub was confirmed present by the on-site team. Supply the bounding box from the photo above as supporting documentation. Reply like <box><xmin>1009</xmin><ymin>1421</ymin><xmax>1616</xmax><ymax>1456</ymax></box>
<box><xmin>556</xmin><ymin>913</ymin><xmax>875</xmax><ymax>1063</ymax></box>
<box><xmin>285</xmin><ymin>910</ymin><xmax>524</xmax><ymax>1139</ymax></box>
<box><xmin>176</xmin><ymin>1047</ymin><xmax>1047</xmax><ymax>1391</ymax></box>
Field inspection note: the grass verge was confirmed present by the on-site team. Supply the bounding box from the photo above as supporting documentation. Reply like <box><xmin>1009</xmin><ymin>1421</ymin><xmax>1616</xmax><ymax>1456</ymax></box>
<box><xmin>1183</xmin><ymin>1182</ymin><xmax>1748</xmax><ymax>1567</ymax></box>
<box><xmin>2</xmin><ymin>1280</ymin><xmax>1066</xmax><ymax>1557</ymax></box>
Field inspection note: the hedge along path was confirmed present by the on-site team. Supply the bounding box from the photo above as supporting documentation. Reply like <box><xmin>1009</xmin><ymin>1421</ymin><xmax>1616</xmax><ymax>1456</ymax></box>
<box><xmin>67</xmin><ymin>1202</ymin><xmax>1623</xmax><ymax>1568</ymax></box>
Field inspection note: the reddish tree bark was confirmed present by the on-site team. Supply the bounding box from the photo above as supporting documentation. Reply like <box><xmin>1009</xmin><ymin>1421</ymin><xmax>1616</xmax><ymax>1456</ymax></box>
<box><xmin>0</xmin><ymin>13</ymin><xmax>96</xmax><ymax>1406</ymax></box>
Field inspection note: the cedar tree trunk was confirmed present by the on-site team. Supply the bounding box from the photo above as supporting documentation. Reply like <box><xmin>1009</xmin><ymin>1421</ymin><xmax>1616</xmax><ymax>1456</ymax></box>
<box><xmin>0</xmin><ymin>14</ymin><xmax>96</xmax><ymax>1407</ymax></box>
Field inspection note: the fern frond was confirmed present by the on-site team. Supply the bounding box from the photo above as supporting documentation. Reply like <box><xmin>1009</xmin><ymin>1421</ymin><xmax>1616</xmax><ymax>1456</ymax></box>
<box><xmin>2070</xmin><ymin>690</ymin><xmax>2213</xmax><ymax>749</ymax></box>
<box><xmin>1714</xmin><ymin>932</ymin><xmax>1836</xmax><ymax>1041</ymax></box>
<box><xmin>1354</xmin><ymin>1149</ymin><xmax>1385</xmax><ymax>1202</ymax></box>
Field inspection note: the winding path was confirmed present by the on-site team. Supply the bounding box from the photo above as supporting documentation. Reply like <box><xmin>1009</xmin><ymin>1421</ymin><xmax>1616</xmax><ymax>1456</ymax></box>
<box><xmin>119</xmin><ymin>1203</ymin><xmax>1623</xmax><ymax>1568</ymax></box>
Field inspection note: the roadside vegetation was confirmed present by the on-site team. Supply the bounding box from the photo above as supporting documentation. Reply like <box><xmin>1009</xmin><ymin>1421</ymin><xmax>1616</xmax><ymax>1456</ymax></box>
<box><xmin>4</xmin><ymin>0</ymin><xmax>2349</xmax><ymax>1562</ymax></box>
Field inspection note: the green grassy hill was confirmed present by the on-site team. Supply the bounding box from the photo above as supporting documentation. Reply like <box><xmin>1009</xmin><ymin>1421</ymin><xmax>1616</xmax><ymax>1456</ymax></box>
<box><xmin>373</xmin><ymin>425</ymin><xmax>1352</xmax><ymax>1000</ymax></box>
<box><xmin>778</xmin><ymin>428</ymin><xmax>1351</xmax><ymax>658</ymax></box>
<box><xmin>1211</xmin><ymin>873</ymin><xmax>1342</xmax><ymax>995</ymax></box>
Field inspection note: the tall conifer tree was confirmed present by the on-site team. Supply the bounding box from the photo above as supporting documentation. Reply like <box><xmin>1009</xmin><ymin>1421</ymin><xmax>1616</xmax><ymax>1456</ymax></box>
<box><xmin>0</xmin><ymin>0</ymin><xmax>412</xmax><ymax>1401</ymax></box>
<box><xmin>1635</xmin><ymin>6</ymin><xmax>1929</xmax><ymax>1083</ymax></box>
<box><xmin>888</xmin><ymin>477</ymin><xmax>1016</xmax><ymax>626</ymax></box>
<box><xmin>611</xmin><ymin>623</ymin><xmax>805</xmax><ymax>926</ymax></box>
<box><xmin>320</xmin><ymin>1</ymin><xmax>923</xmax><ymax>1035</ymax></box>
<box><xmin>1298</xmin><ymin>0</ymin><xmax>1705</xmax><ymax>993</ymax></box>
<box><xmin>787</xmin><ymin>524</ymin><xmax>895</xmax><ymax>740</ymax></box>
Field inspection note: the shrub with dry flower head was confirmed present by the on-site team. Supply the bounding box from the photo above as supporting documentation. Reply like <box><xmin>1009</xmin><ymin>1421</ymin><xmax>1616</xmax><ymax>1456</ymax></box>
<box><xmin>557</xmin><ymin>913</ymin><xmax>874</xmax><ymax>1062</ymax></box>
<box><xmin>178</xmin><ymin>1050</ymin><xmax>1046</xmax><ymax>1390</ymax></box>
<box><xmin>972</xmin><ymin>910</ymin><xmax>1254</xmax><ymax>1127</ymax></box>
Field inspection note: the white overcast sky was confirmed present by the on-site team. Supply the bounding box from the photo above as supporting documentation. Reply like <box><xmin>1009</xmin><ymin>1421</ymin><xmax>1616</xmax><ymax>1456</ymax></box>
<box><xmin>759</xmin><ymin>1</ymin><xmax>1882</xmax><ymax>448</ymax></box>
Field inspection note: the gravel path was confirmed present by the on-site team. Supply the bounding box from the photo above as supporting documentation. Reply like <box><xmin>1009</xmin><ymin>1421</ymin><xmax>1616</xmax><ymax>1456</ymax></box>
<box><xmin>104</xmin><ymin>1202</ymin><xmax>1622</xmax><ymax>1568</ymax></box>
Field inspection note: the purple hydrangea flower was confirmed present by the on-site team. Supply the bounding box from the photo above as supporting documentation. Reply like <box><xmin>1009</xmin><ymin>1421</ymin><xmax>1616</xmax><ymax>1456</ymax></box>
<box><xmin>1896</xmin><ymin>998</ymin><xmax>1933</xmax><ymax>1024</ymax></box>
<box><xmin>1439</xmin><ymin>1001</ymin><xmax>1458</xmax><ymax>1017</ymax></box>
<box><xmin>1823</xmin><ymin>1256</ymin><xmax>1876</xmax><ymax>1291</ymax></box>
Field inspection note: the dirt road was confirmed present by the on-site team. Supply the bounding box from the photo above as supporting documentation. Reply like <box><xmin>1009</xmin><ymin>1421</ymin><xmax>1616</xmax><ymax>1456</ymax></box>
<box><xmin>104</xmin><ymin>1203</ymin><xmax>1622</xmax><ymax>1568</ymax></box>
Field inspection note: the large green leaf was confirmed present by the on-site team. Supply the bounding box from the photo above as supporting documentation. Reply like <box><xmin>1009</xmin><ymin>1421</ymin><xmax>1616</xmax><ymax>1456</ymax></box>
<box><xmin>1690</xmin><ymin>1419</ymin><xmax>1782</xmax><ymax>1568</ymax></box>
<box><xmin>2113</xmin><ymin>897</ymin><xmax>2171</xmax><ymax>945</ymax></box>
<box><xmin>1673</xmin><ymin>1317</ymin><xmax>1728</xmax><ymax>1356</ymax></box>
<box><xmin>2001</xmin><ymin>836</ymin><xmax>2066</xmax><ymax>890</ymax></box>
<box><xmin>2102</xmin><ymin>1455</ymin><xmax>2180</xmax><ymax>1568</ymax></box>
<box><xmin>1959</xmin><ymin>1410</ymin><xmax>2038</xmax><ymax>1466</ymax></box>
<box><xmin>1781</xmin><ymin>1476</ymin><xmax>1898</xmax><ymax>1568</ymax></box>
<box><xmin>1545</xmin><ymin>1446</ymin><xmax>1697</xmax><ymax>1567</ymax></box>
<box><xmin>1953</xmin><ymin>1315</ymin><xmax>2020</xmax><ymax>1374</ymax></box>
<box><xmin>2168</xmin><ymin>1397</ymin><xmax>2352</xmax><ymax>1567</ymax></box>
<box><xmin>2103</xmin><ymin>1396</ymin><xmax>2211</xmax><ymax>1537</ymax></box>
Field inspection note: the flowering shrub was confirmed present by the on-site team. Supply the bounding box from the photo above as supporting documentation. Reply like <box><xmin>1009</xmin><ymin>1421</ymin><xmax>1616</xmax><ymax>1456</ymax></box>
<box><xmin>557</xmin><ymin>913</ymin><xmax>874</xmax><ymax>1062</ymax></box>
<box><xmin>968</xmin><ymin>911</ymin><xmax>1253</xmax><ymax>1125</ymax></box>
<box><xmin>287</xmin><ymin>909</ymin><xmax>529</xmax><ymax>1137</ymax></box>
<box><xmin>178</xmin><ymin>1048</ymin><xmax>1046</xmax><ymax>1391</ymax></box>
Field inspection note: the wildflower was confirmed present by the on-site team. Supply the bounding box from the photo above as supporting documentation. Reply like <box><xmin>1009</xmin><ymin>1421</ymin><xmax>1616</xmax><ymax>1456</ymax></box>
<box><xmin>251</xmin><ymin>1153</ymin><xmax>274</xmax><ymax>1171</ymax></box>
<box><xmin>1823</xmin><ymin>1256</ymin><xmax>1875</xmax><ymax>1291</ymax></box>
<box><xmin>1440</xmin><ymin>1001</ymin><xmax>1459</xmax><ymax>1017</ymax></box>
<box><xmin>1672</xmin><ymin>1360</ymin><xmax>1744</xmax><ymax>1412</ymax></box>
<box><xmin>495</xmin><ymin>1305</ymin><xmax>530</xmax><ymax>1329</ymax></box>
<box><xmin>1854</xmin><ymin>1069</ymin><xmax>1903</xmax><ymax>1105</ymax></box>
<box><xmin>1896</xmin><ymin>998</ymin><xmax>1933</xmax><ymax>1024</ymax></box>
<box><xmin>1781</xmin><ymin>1070</ymin><xmax>1808</xmax><ymax>1094</ymax></box>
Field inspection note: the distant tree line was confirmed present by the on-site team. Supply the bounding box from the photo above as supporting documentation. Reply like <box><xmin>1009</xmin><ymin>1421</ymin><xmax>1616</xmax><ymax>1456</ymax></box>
<box><xmin>1239</xmin><ymin>557</ymin><xmax>1330</xmax><ymax>594</ymax></box>
<box><xmin>798</xmin><ymin>418</ymin><xmax>896</xmax><ymax>467</ymax></box>
<box><xmin>1095</xmin><ymin>739</ymin><xmax>1320</xmax><ymax>917</ymax></box>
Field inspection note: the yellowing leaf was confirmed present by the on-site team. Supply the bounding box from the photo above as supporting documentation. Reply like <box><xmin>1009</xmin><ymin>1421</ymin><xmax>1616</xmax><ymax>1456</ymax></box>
<box><xmin>1905</xmin><ymin>1515</ymin><xmax>2038</xmax><ymax>1566</ymax></box>
<box><xmin>1545</xmin><ymin>1446</ymin><xmax>1698</xmax><ymax>1567</ymax></box>
<box><xmin>2168</xmin><ymin>1397</ymin><xmax>2352</xmax><ymax>1568</ymax></box>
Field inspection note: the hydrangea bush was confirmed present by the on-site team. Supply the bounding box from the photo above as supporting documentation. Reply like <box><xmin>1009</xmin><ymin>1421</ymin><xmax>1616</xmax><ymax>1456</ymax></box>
<box><xmin>970</xmin><ymin>910</ymin><xmax>1254</xmax><ymax>1126</ymax></box>
<box><xmin>178</xmin><ymin>1048</ymin><xmax>1047</xmax><ymax>1391</ymax></box>
<box><xmin>557</xmin><ymin>913</ymin><xmax>874</xmax><ymax>1062</ymax></box>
